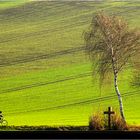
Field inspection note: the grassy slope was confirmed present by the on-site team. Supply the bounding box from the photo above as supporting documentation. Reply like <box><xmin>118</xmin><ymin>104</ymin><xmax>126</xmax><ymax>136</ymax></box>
<box><xmin>0</xmin><ymin>1</ymin><xmax>140</xmax><ymax>126</ymax></box>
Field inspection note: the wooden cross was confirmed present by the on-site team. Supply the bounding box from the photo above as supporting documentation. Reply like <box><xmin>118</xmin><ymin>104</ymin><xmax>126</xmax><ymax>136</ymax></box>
<box><xmin>104</xmin><ymin>107</ymin><xmax>115</xmax><ymax>129</ymax></box>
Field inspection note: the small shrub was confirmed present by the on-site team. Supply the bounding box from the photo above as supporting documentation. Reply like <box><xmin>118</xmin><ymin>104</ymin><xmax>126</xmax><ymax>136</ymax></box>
<box><xmin>89</xmin><ymin>113</ymin><xmax>104</xmax><ymax>130</ymax></box>
<box><xmin>111</xmin><ymin>113</ymin><xmax>128</xmax><ymax>130</ymax></box>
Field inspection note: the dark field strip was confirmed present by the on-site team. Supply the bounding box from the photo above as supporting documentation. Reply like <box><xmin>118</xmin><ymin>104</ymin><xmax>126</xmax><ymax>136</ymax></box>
<box><xmin>5</xmin><ymin>89</ymin><xmax>140</xmax><ymax>115</ymax></box>
<box><xmin>0</xmin><ymin>72</ymin><xmax>91</xmax><ymax>94</ymax></box>
<box><xmin>0</xmin><ymin>2</ymin><xmax>93</xmax><ymax>26</ymax></box>
<box><xmin>0</xmin><ymin>46</ymin><xmax>85</xmax><ymax>67</ymax></box>
<box><xmin>0</xmin><ymin>1</ymin><xmax>139</xmax><ymax>43</ymax></box>
<box><xmin>0</xmin><ymin>19</ymin><xmax>87</xmax><ymax>44</ymax></box>
<box><xmin>0</xmin><ymin>1</ymin><xmax>70</xmax><ymax>21</ymax></box>
<box><xmin>0</xmin><ymin>5</ymin><xmax>138</xmax><ymax>30</ymax></box>
<box><xmin>1</xmin><ymin>46</ymin><xmax>139</xmax><ymax>68</ymax></box>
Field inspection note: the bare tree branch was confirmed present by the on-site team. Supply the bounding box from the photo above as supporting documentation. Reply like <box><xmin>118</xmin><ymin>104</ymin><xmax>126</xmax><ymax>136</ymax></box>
<box><xmin>84</xmin><ymin>12</ymin><xmax>140</xmax><ymax>122</ymax></box>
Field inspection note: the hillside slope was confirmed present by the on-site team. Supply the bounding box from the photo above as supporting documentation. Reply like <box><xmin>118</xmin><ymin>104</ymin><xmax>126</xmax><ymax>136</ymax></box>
<box><xmin>0</xmin><ymin>1</ymin><xmax>140</xmax><ymax>126</ymax></box>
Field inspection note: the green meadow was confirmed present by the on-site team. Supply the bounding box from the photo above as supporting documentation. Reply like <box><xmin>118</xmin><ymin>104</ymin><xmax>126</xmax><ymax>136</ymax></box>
<box><xmin>0</xmin><ymin>0</ymin><xmax>140</xmax><ymax>126</ymax></box>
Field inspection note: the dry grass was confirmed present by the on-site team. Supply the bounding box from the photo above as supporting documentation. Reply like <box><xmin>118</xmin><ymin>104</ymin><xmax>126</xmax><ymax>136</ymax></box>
<box><xmin>89</xmin><ymin>112</ymin><xmax>104</xmax><ymax>130</ymax></box>
<box><xmin>89</xmin><ymin>111</ymin><xmax>133</xmax><ymax>130</ymax></box>
<box><xmin>111</xmin><ymin>113</ymin><xmax>128</xmax><ymax>130</ymax></box>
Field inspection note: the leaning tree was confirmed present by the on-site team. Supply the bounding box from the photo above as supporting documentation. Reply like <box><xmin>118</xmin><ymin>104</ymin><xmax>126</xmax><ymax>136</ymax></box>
<box><xmin>84</xmin><ymin>12</ymin><xmax>140</xmax><ymax>122</ymax></box>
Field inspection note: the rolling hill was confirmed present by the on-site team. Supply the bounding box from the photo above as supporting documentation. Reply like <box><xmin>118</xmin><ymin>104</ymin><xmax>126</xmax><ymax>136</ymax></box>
<box><xmin>0</xmin><ymin>0</ymin><xmax>140</xmax><ymax>126</ymax></box>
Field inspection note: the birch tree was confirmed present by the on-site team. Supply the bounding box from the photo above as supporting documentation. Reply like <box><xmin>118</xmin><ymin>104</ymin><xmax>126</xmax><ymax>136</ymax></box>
<box><xmin>84</xmin><ymin>12</ymin><xmax>140</xmax><ymax>122</ymax></box>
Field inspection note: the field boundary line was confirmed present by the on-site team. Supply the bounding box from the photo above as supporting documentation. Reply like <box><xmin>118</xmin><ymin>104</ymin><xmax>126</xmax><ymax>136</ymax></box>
<box><xmin>5</xmin><ymin>89</ymin><xmax>140</xmax><ymax>115</ymax></box>
<box><xmin>0</xmin><ymin>72</ymin><xmax>91</xmax><ymax>94</ymax></box>
<box><xmin>0</xmin><ymin>46</ymin><xmax>85</xmax><ymax>67</ymax></box>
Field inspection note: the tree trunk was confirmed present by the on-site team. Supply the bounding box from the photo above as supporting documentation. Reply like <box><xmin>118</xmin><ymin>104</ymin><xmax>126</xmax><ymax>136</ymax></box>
<box><xmin>114</xmin><ymin>72</ymin><xmax>126</xmax><ymax>122</ymax></box>
<box><xmin>111</xmin><ymin>48</ymin><xmax>126</xmax><ymax>122</ymax></box>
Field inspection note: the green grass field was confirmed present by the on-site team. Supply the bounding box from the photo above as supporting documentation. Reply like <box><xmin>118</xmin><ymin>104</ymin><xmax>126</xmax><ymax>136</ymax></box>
<box><xmin>0</xmin><ymin>0</ymin><xmax>140</xmax><ymax>126</ymax></box>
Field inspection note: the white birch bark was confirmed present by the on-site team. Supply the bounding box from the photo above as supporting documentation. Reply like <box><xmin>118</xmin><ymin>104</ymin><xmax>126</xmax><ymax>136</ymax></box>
<box><xmin>114</xmin><ymin>72</ymin><xmax>126</xmax><ymax>122</ymax></box>
<box><xmin>111</xmin><ymin>48</ymin><xmax>126</xmax><ymax>122</ymax></box>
